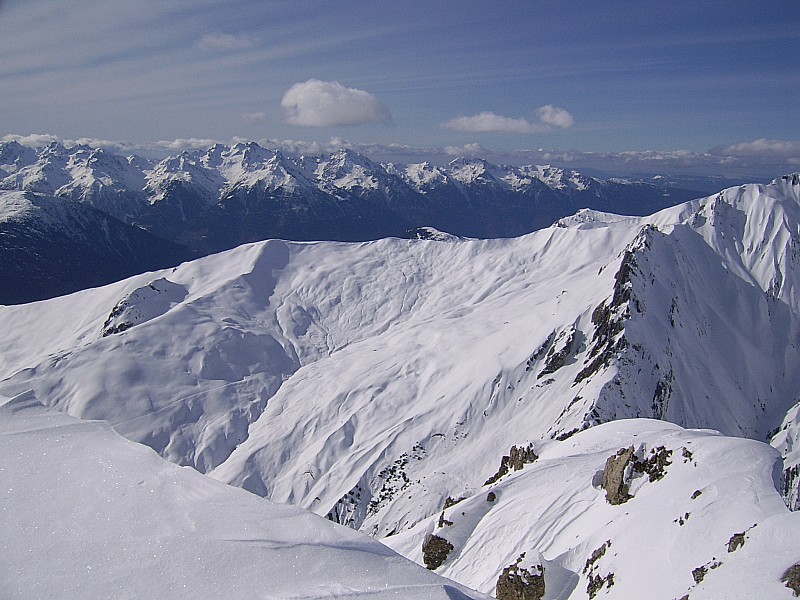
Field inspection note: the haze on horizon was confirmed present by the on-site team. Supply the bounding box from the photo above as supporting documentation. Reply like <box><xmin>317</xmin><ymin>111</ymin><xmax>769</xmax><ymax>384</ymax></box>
<box><xmin>1</xmin><ymin>0</ymin><xmax>798</xmax><ymax>177</ymax></box>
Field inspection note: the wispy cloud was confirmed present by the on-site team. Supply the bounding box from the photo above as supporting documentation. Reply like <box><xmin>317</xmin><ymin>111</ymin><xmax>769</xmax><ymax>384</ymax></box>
<box><xmin>196</xmin><ymin>32</ymin><xmax>258</xmax><ymax>52</ymax></box>
<box><xmin>281</xmin><ymin>80</ymin><xmax>392</xmax><ymax>127</ymax></box>
<box><xmin>442</xmin><ymin>106</ymin><xmax>574</xmax><ymax>134</ymax></box>
<box><xmin>242</xmin><ymin>112</ymin><xmax>267</xmax><ymax>123</ymax></box>
<box><xmin>153</xmin><ymin>138</ymin><xmax>222</xmax><ymax>152</ymax></box>
<box><xmin>443</xmin><ymin>143</ymin><xmax>486</xmax><ymax>157</ymax></box>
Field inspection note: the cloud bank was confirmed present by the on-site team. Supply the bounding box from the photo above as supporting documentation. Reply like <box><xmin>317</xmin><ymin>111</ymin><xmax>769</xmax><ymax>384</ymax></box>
<box><xmin>711</xmin><ymin>138</ymin><xmax>800</xmax><ymax>164</ymax></box>
<box><xmin>281</xmin><ymin>80</ymin><xmax>392</xmax><ymax>127</ymax></box>
<box><xmin>442</xmin><ymin>106</ymin><xmax>574</xmax><ymax>134</ymax></box>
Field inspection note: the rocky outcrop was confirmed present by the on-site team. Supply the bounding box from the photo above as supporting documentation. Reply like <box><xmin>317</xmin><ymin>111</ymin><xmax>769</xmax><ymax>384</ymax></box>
<box><xmin>583</xmin><ymin>541</ymin><xmax>614</xmax><ymax>599</ymax></box>
<box><xmin>727</xmin><ymin>532</ymin><xmax>745</xmax><ymax>553</ymax></box>
<box><xmin>422</xmin><ymin>534</ymin><xmax>454</xmax><ymax>570</ymax></box>
<box><xmin>484</xmin><ymin>444</ymin><xmax>539</xmax><ymax>486</ymax></box>
<box><xmin>603</xmin><ymin>446</ymin><xmax>635</xmax><ymax>505</ymax></box>
<box><xmin>783</xmin><ymin>563</ymin><xmax>800</xmax><ymax>597</ymax></box>
<box><xmin>632</xmin><ymin>446</ymin><xmax>673</xmax><ymax>482</ymax></box>
<box><xmin>495</xmin><ymin>553</ymin><xmax>546</xmax><ymax>600</ymax></box>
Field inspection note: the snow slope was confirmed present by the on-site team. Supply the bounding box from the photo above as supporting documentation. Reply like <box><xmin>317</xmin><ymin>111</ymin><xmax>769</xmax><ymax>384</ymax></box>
<box><xmin>384</xmin><ymin>419</ymin><xmax>800</xmax><ymax>598</ymax></box>
<box><xmin>1</xmin><ymin>175</ymin><xmax>799</xmax><ymax>597</ymax></box>
<box><xmin>0</xmin><ymin>391</ymin><xmax>487</xmax><ymax>600</ymax></box>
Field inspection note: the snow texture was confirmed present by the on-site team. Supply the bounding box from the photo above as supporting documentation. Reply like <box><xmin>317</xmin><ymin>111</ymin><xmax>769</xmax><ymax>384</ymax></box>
<box><xmin>1</xmin><ymin>174</ymin><xmax>800</xmax><ymax>598</ymax></box>
<box><xmin>0</xmin><ymin>391</ymin><xmax>487</xmax><ymax>600</ymax></box>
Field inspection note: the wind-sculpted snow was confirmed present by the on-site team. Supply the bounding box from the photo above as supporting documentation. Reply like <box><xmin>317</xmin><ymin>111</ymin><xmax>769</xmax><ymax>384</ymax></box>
<box><xmin>1</xmin><ymin>175</ymin><xmax>800</xmax><ymax>597</ymax></box>
<box><xmin>0</xmin><ymin>392</ymin><xmax>487</xmax><ymax>600</ymax></box>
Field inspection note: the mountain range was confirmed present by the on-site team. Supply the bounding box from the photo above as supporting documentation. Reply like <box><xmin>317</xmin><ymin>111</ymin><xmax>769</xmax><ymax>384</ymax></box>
<box><xmin>1</xmin><ymin>170</ymin><xmax>799</xmax><ymax>598</ymax></box>
<box><xmin>1</xmin><ymin>139</ymin><xmax>713</xmax><ymax>304</ymax></box>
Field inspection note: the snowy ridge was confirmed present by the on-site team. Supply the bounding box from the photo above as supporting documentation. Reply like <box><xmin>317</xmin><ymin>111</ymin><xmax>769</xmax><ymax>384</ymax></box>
<box><xmin>1</xmin><ymin>175</ymin><xmax>799</xmax><ymax>598</ymax></box>
<box><xmin>0</xmin><ymin>391</ymin><xmax>486</xmax><ymax>600</ymax></box>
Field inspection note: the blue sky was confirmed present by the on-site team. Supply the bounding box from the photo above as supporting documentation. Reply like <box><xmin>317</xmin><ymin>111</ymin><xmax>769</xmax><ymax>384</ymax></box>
<box><xmin>1</xmin><ymin>0</ymin><xmax>798</xmax><ymax>176</ymax></box>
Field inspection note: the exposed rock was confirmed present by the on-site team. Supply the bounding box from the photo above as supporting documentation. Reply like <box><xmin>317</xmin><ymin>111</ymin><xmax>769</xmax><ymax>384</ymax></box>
<box><xmin>583</xmin><ymin>540</ymin><xmax>611</xmax><ymax>575</ymax></box>
<box><xmin>782</xmin><ymin>464</ymin><xmax>800</xmax><ymax>511</ymax></box>
<box><xmin>603</xmin><ymin>446</ymin><xmax>635</xmax><ymax>505</ymax></box>
<box><xmin>574</xmin><ymin>299</ymin><xmax>627</xmax><ymax>384</ymax></box>
<box><xmin>691</xmin><ymin>489</ymin><xmax>702</xmax><ymax>499</ymax></box>
<box><xmin>527</xmin><ymin>331</ymin><xmax>556</xmax><ymax>371</ymax></box>
<box><xmin>727</xmin><ymin>532</ymin><xmax>745</xmax><ymax>553</ymax></box>
<box><xmin>538</xmin><ymin>327</ymin><xmax>576</xmax><ymax>378</ymax></box>
<box><xmin>484</xmin><ymin>443</ymin><xmax>539</xmax><ymax>485</ymax></box>
<box><xmin>692</xmin><ymin>566</ymin><xmax>707</xmax><ymax>584</ymax></box>
<box><xmin>496</xmin><ymin>553</ymin><xmax>546</xmax><ymax>600</ymax></box>
<box><xmin>782</xmin><ymin>563</ymin><xmax>800</xmax><ymax>597</ymax></box>
<box><xmin>421</xmin><ymin>534</ymin><xmax>453</xmax><ymax>570</ymax></box>
<box><xmin>632</xmin><ymin>445</ymin><xmax>673</xmax><ymax>482</ymax></box>
<box><xmin>583</xmin><ymin>540</ymin><xmax>614</xmax><ymax>598</ymax></box>
<box><xmin>443</xmin><ymin>495</ymin><xmax>466</xmax><ymax>509</ymax></box>
<box><xmin>692</xmin><ymin>560</ymin><xmax>722</xmax><ymax>585</ymax></box>
<box><xmin>587</xmin><ymin>573</ymin><xmax>614</xmax><ymax>599</ymax></box>
<box><xmin>487</xmin><ymin>491</ymin><xmax>497</xmax><ymax>502</ymax></box>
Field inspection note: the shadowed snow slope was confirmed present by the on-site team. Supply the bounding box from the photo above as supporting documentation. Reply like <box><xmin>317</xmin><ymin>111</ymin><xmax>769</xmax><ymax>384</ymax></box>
<box><xmin>0</xmin><ymin>392</ymin><xmax>487</xmax><ymax>600</ymax></box>
<box><xmin>1</xmin><ymin>176</ymin><xmax>799</xmax><ymax>597</ymax></box>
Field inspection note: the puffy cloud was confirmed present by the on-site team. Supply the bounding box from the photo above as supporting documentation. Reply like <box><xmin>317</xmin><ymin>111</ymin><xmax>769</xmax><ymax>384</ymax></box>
<box><xmin>196</xmin><ymin>33</ymin><xmax>258</xmax><ymax>52</ymax></box>
<box><xmin>536</xmin><ymin>105</ymin><xmax>575</xmax><ymax>129</ymax></box>
<box><xmin>442</xmin><ymin>112</ymin><xmax>540</xmax><ymax>134</ymax></box>
<box><xmin>281</xmin><ymin>79</ymin><xmax>392</xmax><ymax>127</ymax></box>
<box><xmin>441</xmin><ymin>106</ymin><xmax>574</xmax><ymax>134</ymax></box>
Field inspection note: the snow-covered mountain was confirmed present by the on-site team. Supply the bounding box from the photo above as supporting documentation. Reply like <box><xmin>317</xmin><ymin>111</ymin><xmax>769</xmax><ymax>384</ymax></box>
<box><xmin>0</xmin><ymin>190</ymin><xmax>197</xmax><ymax>304</ymax></box>
<box><xmin>0</xmin><ymin>140</ymin><xmax>704</xmax><ymax>252</ymax></box>
<box><xmin>1</xmin><ymin>175</ymin><xmax>799</xmax><ymax>598</ymax></box>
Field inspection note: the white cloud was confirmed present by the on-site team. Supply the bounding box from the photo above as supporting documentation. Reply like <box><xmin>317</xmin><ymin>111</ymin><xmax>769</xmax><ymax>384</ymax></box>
<box><xmin>153</xmin><ymin>138</ymin><xmax>221</xmax><ymax>151</ymax></box>
<box><xmin>444</xmin><ymin>143</ymin><xmax>486</xmax><ymax>157</ymax></box>
<box><xmin>2</xmin><ymin>133</ymin><xmax>140</xmax><ymax>154</ymax></box>
<box><xmin>536</xmin><ymin>105</ymin><xmax>575</xmax><ymax>129</ymax></box>
<box><xmin>2</xmin><ymin>133</ymin><xmax>61</xmax><ymax>147</ymax></box>
<box><xmin>711</xmin><ymin>138</ymin><xmax>800</xmax><ymax>160</ymax></box>
<box><xmin>441</xmin><ymin>106</ymin><xmax>574</xmax><ymax>134</ymax></box>
<box><xmin>442</xmin><ymin>112</ymin><xmax>541</xmax><ymax>134</ymax></box>
<box><xmin>280</xmin><ymin>79</ymin><xmax>392</xmax><ymax>127</ymax></box>
<box><xmin>196</xmin><ymin>33</ymin><xmax>258</xmax><ymax>52</ymax></box>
